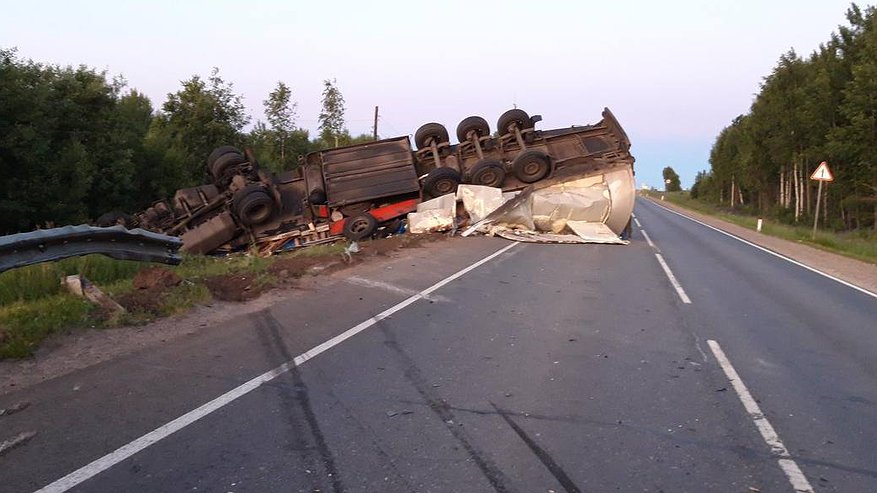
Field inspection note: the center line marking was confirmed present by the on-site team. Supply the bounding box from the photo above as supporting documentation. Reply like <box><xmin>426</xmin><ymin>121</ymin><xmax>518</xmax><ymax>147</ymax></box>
<box><xmin>707</xmin><ymin>340</ymin><xmax>814</xmax><ymax>493</ymax></box>
<box><xmin>35</xmin><ymin>242</ymin><xmax>520</xmax><ymax>493</ymax></box>
<box><xmin>654</xmin><ymin>253</ymin><xmax>691</xmax><ymax>303</ymax></box>
<box><xmin>640</xmin><ymin>229</ymin><xmax>656</xmax><ymax>249</ymax></box>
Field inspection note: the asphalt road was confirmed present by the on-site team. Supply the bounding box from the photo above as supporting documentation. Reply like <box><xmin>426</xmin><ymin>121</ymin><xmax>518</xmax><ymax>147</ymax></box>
<box><xmin>2</xmin><ymin>198</ymin><xmax>876</xmax><ymax>492</ymax></box>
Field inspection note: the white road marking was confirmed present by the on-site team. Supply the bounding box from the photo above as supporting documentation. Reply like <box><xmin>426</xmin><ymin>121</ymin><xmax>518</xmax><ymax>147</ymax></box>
<box><xmin>648</xmin><ymin>200</ymin><xmax>877</xmax><ymax>300</ymax></box>
<box><xmin>633</xmin><ymin>217</ymin><xmax>642</xmax><ymax>228</ymax></box>
<box><xmin>654</xmin><ymin>253</ymin><xmax>691</xmax><ymax>304</ymax></box>
<box><xmin>345</xmin><ymin>276</ymin><xmax>450</xmax><ymax>302</ymax></box>
<box><xmin>640</xmin><ymin>229</ymin><xmax>656</xmax><ymax>249</ymax></box>
<box><xmin>693</xmin><ymin>336</ymin><xmax>709</xmax><ymax>363</ymax></box>
<box><xmin>34</xmin><ymin>242</ymin><xmax>520</xmax><ymax>493</ymax></box>
<box><xmin>707</xmin><ymin>340</ymin><xmax>814</xmax><ymax>493</ymax></box>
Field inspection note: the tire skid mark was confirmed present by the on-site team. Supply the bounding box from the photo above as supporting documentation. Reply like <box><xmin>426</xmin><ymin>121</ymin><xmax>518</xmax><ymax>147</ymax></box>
<box><xmin>489</xmin><ymin>402</ymin><xmax>582</xmax><ymax>493</ymax></box>
<box><xmin>381</xmin><ymin>324</ymin><xmax>513</xmax><ymax>493</ymax></box>
<box><xmin>254</xmin><ymin>310</ymin><xmax>345</xmax><ymax>493</ymax></box>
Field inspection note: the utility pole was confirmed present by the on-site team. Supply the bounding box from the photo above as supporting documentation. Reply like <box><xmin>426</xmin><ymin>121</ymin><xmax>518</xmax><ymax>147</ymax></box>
<box><xmin>373</xmin><ymin>106</ymin><xmax>379</xmax><ymax>141</ymax></box>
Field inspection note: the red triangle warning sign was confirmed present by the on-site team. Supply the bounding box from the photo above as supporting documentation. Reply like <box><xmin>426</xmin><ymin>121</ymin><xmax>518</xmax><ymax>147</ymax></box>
<box><xmin>810</xmin><ymin>161</ymin><xmax>834</xmax><ymax>181</ymax></box>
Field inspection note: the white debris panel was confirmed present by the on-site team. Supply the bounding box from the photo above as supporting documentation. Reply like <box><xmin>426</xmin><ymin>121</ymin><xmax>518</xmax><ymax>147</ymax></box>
<box><xmin>408</xmin><ymin>172</ymin><xmax>630</xmax><ymax>245</ymax></box>
<box><xmin>406</xmin><ymin>194</ymin><xmax>456</xmax><ymax>233</ymax></box>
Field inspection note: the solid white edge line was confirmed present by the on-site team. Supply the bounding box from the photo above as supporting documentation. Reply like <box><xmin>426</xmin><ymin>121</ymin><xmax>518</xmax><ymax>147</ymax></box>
<box><xmin>646</xmin><ymin>199</ymin><xmax>877</xmax><ymax>300</ymax></box>
<box><xmin>654</xmin><ymin>253</ymin><xmax>691</xmax><ymax>304</ymax></box>
<box><xmin>35</xmin><ymin>242</ymin><xmax>520</xmax><ymax>493</ymax></box>
<box><xmin>707</xmin><ymin>340</ymin><xmax>814</xmax><ymax>493</ymax></box>
<box><xmin>640</xmin><ymin>229</ymin><xmax>656</xmax><ymax>249</ymax></box>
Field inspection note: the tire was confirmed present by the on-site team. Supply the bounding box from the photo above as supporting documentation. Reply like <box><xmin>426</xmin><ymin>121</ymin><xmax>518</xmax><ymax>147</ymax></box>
<box><xmin>512</xmin><ymin>150</ymin><xmax>551</xmax><ymax>183</ymax></box>
<box><xmin>308</xmin><ymin>188</ymin><xmax>327</xmax><ymax>205</ymax></box>
<box><xmin>343</xmin><ymin>214</ymin><xmax>377</xmax><ymax>241</ymax></box>
<box><xmin>211</xmin><ymin>152</ymin><xmax>246</xmax><ymax>181</ymax></box>
<box><xmin>232</xmin><ymin>184</ymin><xmax>275</xmax><ymax>226</ymax></box>
<box><xmin>497</xmin><ymin>109</ymin><xmax>530</xmax><ymax>135</ymax></box>
<box><xmin>456</xmin><ymin>116</ymin><xmax>490</xmax><ymax>143</ymax></box>
<box><xmin>207</xmin><ymin>146</ymin><xmax>241</xmax><ymax>169</ymax></box>
<box><xmin>468</xmin><ymin>160</ymin><xmax>506</xmax><ymax>188</ymax></box>
<box><xmin>422</xmin><ymin>167</ymin><xmax>461</xmax><ymax>197</ymax></box>
<box><xmin>414</xmin><ymin>123</ymin><xmax>450</xmax><ymax>150</ymax></box>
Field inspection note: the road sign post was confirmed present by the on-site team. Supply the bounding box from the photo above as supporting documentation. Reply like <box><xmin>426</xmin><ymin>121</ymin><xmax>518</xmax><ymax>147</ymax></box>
<box><xmin>810</xmin><ymin>162</ymin><xmax>833</xmax><ymax>240</ymax></box>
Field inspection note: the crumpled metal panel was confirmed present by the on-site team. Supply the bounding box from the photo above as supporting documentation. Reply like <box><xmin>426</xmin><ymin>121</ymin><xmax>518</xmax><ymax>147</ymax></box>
<box><xmin>0</xmin><ymin>225</ymin><xmax>183</xmax><ymax>273</ymax></box>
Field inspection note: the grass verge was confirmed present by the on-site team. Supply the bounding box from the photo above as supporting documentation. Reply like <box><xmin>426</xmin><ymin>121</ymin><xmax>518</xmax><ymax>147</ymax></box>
<box><xmin>644</xmin><ymin>191</ymin><xmax>877</xmax><ymax>265</ymax></box>
<box><xmin>0</xmin><ymin>244</ymin><xmax>347</xmax><ymax>359</ymax></box>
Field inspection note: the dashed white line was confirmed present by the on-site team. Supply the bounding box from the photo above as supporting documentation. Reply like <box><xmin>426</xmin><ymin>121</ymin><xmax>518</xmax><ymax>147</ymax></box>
<box><xmin>654</xmin><ymin>253</ymin><xmax>691</xmax><ymax>304</ymax></box>
<box><xmin>34</xmin><ymin>242</ymin><xmax>520</xmax><ymax>493</ymax></box>
<box><xmin>640</xmin><ymin>229</ymin><xmax>656</xmax><ymax>249</ymax></box>
<box><xmin>633</xmin><ymin>217</ymin><xmax>642</xmax><ymax>228</ymax></box>
<box><xmin>636</xmin><ymin>218</ymin><xmax>688</xmax><ymax>303</ymax></box>
<box><xmin>707</xmin><ymin>340</ymin><xmax>814</xmax><ymax>493</ymax></box>
<box><xmin>648</xmin><ymin>200</ymin><xmax>877</xmax><ymax>300</ymax></box>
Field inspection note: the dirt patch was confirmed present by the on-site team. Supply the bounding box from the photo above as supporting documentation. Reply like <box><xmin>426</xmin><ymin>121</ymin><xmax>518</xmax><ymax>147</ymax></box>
<box><xmin>360</xmin><ymin>233</ymin><xmax>448</xmax><ymax>256</ymax></box>
<box><xmin>114</xmin><ymin>267</ymin><xmax>184</xmax><ymax>316</ymax></box>
<box><xmin>115</xmin><ymin>289</ymin><xmax>165</xmax><ymax>315</ymax></box>
<box><xmin>204</xmin><ymin>274</ymin><xmax>264</xmax><ymax>302</ymax></box>
<box><xmin>132</xmin><ymin>267</ymin><xmax>181</xmax><ymax>290</ymax></box>
<box><xmin>268</xmin><ymin>255</ymin><xmax>343</xmax><ymax>279</ymax></box>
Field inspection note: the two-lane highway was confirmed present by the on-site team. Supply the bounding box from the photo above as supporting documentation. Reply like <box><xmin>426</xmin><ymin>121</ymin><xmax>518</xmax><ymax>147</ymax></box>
<box><xmin>2</xmin><ymin>198</ymin><xmax>875</xmax><ymax>492</ymax></box>
<box><xmin>635</xmin><ymin>198</ymin><xmax>877</xmax><ymax>492</ymax></box>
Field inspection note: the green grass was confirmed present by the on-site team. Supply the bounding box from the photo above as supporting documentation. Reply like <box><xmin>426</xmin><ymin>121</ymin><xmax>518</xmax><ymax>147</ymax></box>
<box><xmin>0</xmin><ymin>294</ymin><xmax>94</xmax><ymax>359</ymax></box>
<box><xmin>0</xmin><ymin>254</ymin><xmax>147</xmax><ymax>306</ymax></box>
<box><xmin>645</xmin><ymin>191</ymin><xmax>877</xmax><ymax>264</ymax></box>
<box><xmin>0</xmin><ymin>243</ymin><xmax>352</xmax><ymax>359</ymax></box>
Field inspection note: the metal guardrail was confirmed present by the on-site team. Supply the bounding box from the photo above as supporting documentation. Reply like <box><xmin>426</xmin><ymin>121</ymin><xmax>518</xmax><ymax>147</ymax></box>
<box><xmin>0</xmin><ymin>225</ymin><xmax>183</xmax><ymax>273</ymax></box>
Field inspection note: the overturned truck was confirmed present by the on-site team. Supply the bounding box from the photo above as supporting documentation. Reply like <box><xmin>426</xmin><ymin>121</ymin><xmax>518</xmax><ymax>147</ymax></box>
<box><xmin>136</xmin><ymin>108</ymin><xmax>636</xmax><ymax>254</ymax></box>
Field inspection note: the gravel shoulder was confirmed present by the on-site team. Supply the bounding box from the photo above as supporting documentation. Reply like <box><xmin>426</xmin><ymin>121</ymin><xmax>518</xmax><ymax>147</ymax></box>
<box><xmin>645</xmin><ymin>197</ymin><xmax>877</xmax><ymax>295</ymax></box>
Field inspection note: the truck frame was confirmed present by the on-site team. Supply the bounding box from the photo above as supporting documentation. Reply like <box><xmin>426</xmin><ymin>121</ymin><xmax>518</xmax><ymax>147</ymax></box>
<box><xmin>135</xmin><ymin>108</ymin><xmax>636</xmax><ymax>254</ymax></box>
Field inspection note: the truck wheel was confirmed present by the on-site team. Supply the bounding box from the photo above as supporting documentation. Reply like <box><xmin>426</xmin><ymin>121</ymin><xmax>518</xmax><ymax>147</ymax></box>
<box><xmin>456</xmin><ymin>116</ymin><xmax>490</xmax><ymax>143</ymax></box>
<box><xmin>207</xmin><ymin>146</ymin><xmax>241</xmax><ymax>169</ymax></box>
<box><xmin>497</xmin><ymin>109</ymin><xmax>530</xmax><ymax>135</ymax></box>
<box><xmin>343</xmin><ymin>214</ymin><xmax>377</xmax><ymax>241</ymax></box>
<box><xmin>423</xmin><ymin>167</ymin><xmax>461</xmax><ymax>197</ymax></box>
<box><xmin>232</xmin><ymin>184</ymin><xmax>275</xmax><ymax>226</ymax></box>
<box><xmin>512</xmin><ymin>150</ymin><xmax>551</xmax><ymax>183</ymax></box>
<box><xmin>308</xmin><ymin>188</ymin><xmax>327</xmax><ymax>205</ymax></box>
<box><xmin>211</xmin><ymin>152</ymin><xmax>246</xmax><ymax>182</ymax></box>
<box><xmin>414</xmin><ymin>123</ymin><xmax>450</xmax><ymax>150</ymax></box>
<box><xmin>468</xmin><ymin>160</ymin><xmax>506</xmax><ymax>188</ymax></box>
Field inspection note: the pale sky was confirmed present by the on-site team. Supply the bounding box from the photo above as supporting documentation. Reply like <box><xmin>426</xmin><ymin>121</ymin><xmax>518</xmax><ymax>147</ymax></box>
<box><xmin>1</xmin><ymin>0</ymin><xmax>858</xmax><ymax>189</ymax></box>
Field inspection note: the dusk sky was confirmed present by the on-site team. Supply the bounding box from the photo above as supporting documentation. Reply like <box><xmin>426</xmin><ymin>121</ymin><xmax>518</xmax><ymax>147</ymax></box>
<box><xmin>1</xmin><ymin>1</ymin><xmax>859</xmax><ymax>189</ymax></box>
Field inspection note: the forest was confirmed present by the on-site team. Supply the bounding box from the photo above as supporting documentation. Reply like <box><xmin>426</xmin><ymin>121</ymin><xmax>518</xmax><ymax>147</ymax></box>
<box><xmin>694</xmin><ymin>4</ymin><xmax>877</xmax><ymax>231</ymax></box>
<box><xmin>0</xmin><ymin>49</ymin><xmax>372</xmax><ymax>234</ymax></box>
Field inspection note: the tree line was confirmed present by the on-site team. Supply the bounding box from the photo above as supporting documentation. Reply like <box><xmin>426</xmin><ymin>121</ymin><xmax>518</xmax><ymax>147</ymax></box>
<box><xmin>693</xmin><ymin>3</ymin><xmax>877</xmax><ymax>231</ymax></box>
<box><xmin>0</xmin><ymin>48</ymin><xmax>374</xmax><ymax>234</ymax></box>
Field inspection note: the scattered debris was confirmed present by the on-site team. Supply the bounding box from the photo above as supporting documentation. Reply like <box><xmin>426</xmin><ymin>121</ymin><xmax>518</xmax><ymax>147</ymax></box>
<box><xmin>62</xmin><ymin>275</ymin><xmax>126</xmax><ymax>323</ymax></box>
